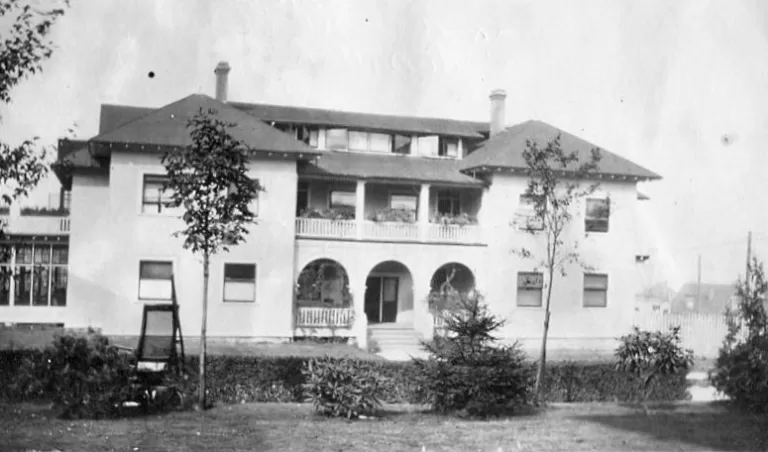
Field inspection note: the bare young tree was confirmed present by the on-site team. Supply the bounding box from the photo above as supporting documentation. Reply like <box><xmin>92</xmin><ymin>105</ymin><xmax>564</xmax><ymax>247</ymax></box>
<box><xmin>162</xmin><ymin>109</ymin><xmax>263</xmax><ymax>409</ymax></box>
<box><xmin>516</xmin><ymin>134</ymin><xmax>602</xmax><ymax>404</ymax></box>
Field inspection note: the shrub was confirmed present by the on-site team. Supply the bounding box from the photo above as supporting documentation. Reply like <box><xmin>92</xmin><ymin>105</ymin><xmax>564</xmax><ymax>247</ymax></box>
<box><xmin>12</xmin><ymin>331</ymin><xmax>135</xmax><ymax>419</ymax></box>
<box><xmin>413</xmin><ymin>291</ymin><xmax>533</xmax><ymax>417</ymax></box>
<box><xmin>712</xmin><ymin>257</ymin><xmax>768</xmax><ymax>412</ymax></box>
<box><xmin>301</xmin><ymin>356</ymin><xmax>383</xmax><ymax>419</ymax></box>
<box><xmin>615</xmin><ymin>325</ymin><xmax>694</xmax><ymax>400</ymax></box>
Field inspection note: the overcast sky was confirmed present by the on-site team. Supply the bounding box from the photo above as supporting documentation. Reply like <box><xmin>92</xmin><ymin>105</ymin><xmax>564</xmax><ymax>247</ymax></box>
<box><xmin>3</xmin><ymin>0</ymin><xmax>767</xmax><ymax>289</ymax></box>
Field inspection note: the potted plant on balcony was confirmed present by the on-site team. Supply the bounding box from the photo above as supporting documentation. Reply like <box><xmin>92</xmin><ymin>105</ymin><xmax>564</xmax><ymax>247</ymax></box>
<box><xmin>430</xmin><ymin>212</ymin><xmax>477</xmax><ymax>227</ymax></box>
<box><xmin>369</xmin><ymin>207</ymin><xmax>416</xmax><ymax>223</ymax></box>
<box><xmin>299</xmin><ymin>207</ymin><xmax>355</xmax><ymax>221</ymax></box>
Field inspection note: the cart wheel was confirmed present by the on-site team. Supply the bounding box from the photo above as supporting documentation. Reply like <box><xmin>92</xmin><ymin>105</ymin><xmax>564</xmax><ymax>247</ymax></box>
<box><xmin>165</xmin><ymin>388</ymin><xmax>184</xmax><ymax>411</ymax></box>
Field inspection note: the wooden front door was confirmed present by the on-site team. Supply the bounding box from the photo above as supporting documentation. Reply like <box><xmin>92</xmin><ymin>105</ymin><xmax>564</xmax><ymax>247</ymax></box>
<box><xmin>364</xmin><ymin>276</ymin><xmax>399</xmax><ymax>324</ymax></box>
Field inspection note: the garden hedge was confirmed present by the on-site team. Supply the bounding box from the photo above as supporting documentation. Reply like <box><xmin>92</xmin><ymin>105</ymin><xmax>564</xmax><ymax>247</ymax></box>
<box><xmin>0</xmin><ymin>350</ymin><xmax>689</xmax><ymax>405</ymax></box>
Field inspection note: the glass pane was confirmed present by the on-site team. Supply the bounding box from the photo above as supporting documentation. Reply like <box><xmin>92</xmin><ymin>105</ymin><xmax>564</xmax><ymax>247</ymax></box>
<box><xmin>14</xmin><ymin>266</ymin><xmax>31</xmax><ymax>305</ymax></box>
<box><xmin>16</xmin><ymin>245</ymin><xmax>33</xmax><ymax>264</ymax></box>
<box><xmin>584</xmin><ymin>290</ymin><xmax>607</xmax><ymax>307</ymax></box>
<box><xmin>308</xmin><ymin>130</ymin><xmax>319</xmax><ymax>148</ymax></box>
<box><xmin>584</xmin><ymin>274</ymin><xmax>608</xmax><ymax>289</ymax></box>
<box><xmin>0</xmin><ymin>266</ymin><xmax>10</xmax><ymax>306</ymax></box>
<box><xmin>140</xmin><ymin>261</ymin><xmax>173</xmax><ymax>280</ymax></box>
<box><xmin>390</xmin><ymin>195</ymin><xmax>417</xmax><ymax>211</ymax></box>
<box><xmin>586</xmin><ymin>199</ymin><xmax>609</xmax><ymax>219</ymax></box>
<box><xmin>348</xmin><ymin>131</ymin><xmax>368</xmax><ymax>151</ymax></box>
<box><xmin>143</xmin><ymin>179</ymin><xmax>163</xmax><ymax>203</ymax></box>
<box><xmin>52</xmin><ymin>246</ymin><xmax>68</xmax><ymax>264</ymax></box>
<box><xmin>51</xmin><ymin>267</ymin><xmax>67</xmax><ymax>306</ymax></box>
<box><xmin>330</xmin><ymin>191</ymin><xmax>356</xmax><ymax>209</ymax></box>
<box><xmin>518</xmin><ymin>272</ymin><xmax>543</xmax><ymax>289</ymax></box>
<box><xmin>369</xmin><ymin>133</ymin><xmax>392</xmax><ymax>153</ymax></box>
<box><xmin>517</xmin><ymin>288</ymin><xmax>542</xmax><ymax>307</ymax></box>
<box><xmin>382</xmin><ymin>278</ymin><xmax>397</xmax><ymax>302</ymax></box>
<box><xmin>418</xmin><ymin>135</ymin><xmax>439</xmax><ymax>156</ymax></box>
<box><xmin>139</xmin><ymin>280</ymin><xmax>172</xmax><ymax>300</ymax></box>
<box><xmin>0</xmin><ymin>244</ymin><xmax>10</xmax><ymax>264</ymax></box>
<box><xmin>34</xmin><ymin>245</ymin><xmax>51</xmax><ymax>264</ymax></box>
<box><xmin>32</xmin><ymin>266</ymin><xmax>49</xmax><ymax>306</ymax></box>
<box><xmin>326</xmin><ymin>128</ymin><xmax>348</xmax><ymax>150</ymax></box>
<box><xmin>393</xmin><ymin>135</ymin><xmax>412</xmax><ymax>154</ymax></box>
<box><xmin>224</xmin><ymin>281</ymin><xmax>255</xmax><ymax>302</ymax></box>
<box><xmin>224</xmin><ymin>263</ymin><xmax>256</xmax><ymax>281</ymax></box>
<box><xmin>446</xmin><ymin>140</ymin><xmax>459</xmax><ymax>157</ymax></box>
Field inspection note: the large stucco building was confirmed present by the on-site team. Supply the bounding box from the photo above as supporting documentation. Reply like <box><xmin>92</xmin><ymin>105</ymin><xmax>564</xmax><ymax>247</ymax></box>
<box><xmin>0</xmin><ymin>62</ymin><xmax>659</xmax><ymax>358</ymax></box>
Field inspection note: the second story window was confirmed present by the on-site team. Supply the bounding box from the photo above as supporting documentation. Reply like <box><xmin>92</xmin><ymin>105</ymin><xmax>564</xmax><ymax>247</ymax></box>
<box><xmin>393</xmin><ymin>135</ymin><xmax>412</xmax><ymax>155</ymax></box>
<box><xmin>439</xmin><ymin>137</ymin><xmax>460</xmax><ymax>158</ymax></box>
<box><xmin>585</xmin><ymin>198</ymin><xmax>610</xmax><ymax>233</ymax></box>
<box><xmin>329</xmin><ymin>190</ymin><xmax>356</xmax><ymax>210</ymax></box>
<box><xmin>326</xmin><ymin>128</ymin><xmax>349</xmax><ymax>150</ymax></box>
<box><xmin>142</xmin><ymin>175</ymin><xmax>178</xmax><ymax>215</ymax></box>
<box><xmin>296</xmin><ymin>126</ymin><xmax>319</xmax><ymax>148</ymax></box>
<box><xmin>515</xmin><ymin>195</ymin><xmax>543</xmax><ymax>231</ymax></box>
<box><xmin>437</xmin><ymin>190</ymin><xmax>460</xmax><ymax>216</ymax></box>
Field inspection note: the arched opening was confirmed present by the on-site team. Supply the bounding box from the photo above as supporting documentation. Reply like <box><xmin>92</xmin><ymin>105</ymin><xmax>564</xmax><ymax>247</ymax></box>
<box><xmin>365</xmin><ymin>260</ymin><xmax>413</xmax><ymax>324</ymax></box>
<box><xmin>295</xmin><ymin>259</ymin><xmax>351</xmax><ymax>308</ymax></box>
<box><xmin>429</xmin><ymin>262</ymin><xmax>476</xmax><ymax>311</ymax></box>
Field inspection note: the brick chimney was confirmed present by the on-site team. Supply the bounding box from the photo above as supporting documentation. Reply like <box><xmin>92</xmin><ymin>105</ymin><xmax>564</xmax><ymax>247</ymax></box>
<box><xmin>489</xmin><ymin>89</ymin><xmax>507</xmax><ymax>136</ymax></box>
<box><xmin>214</xmin><ymin>61</ymin><xmax>231</xmax><ymax>102</ymax></box>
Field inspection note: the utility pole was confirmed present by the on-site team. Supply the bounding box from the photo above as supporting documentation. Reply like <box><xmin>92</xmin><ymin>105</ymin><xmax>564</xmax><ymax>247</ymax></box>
<box><xmin>697</xmin><ymin>254</ymin><xmax>702</xmax><ymax>308</ymax></box>
<box><xmin>746</xmin><ymin>231</ymin><xmax>752</xmax><ymax>291</ymax></box>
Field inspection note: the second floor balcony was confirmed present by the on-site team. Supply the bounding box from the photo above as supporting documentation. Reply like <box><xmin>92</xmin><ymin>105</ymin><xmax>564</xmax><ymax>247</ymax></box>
<box><xmin>294</xmin><ymin>178</ymin><xmax>485</xmax><ymax>246</ymax></box>
<box><xmin>0</xmin><ymin>207</ymin><xmax>70</xmax><ymax>236</ymax></box>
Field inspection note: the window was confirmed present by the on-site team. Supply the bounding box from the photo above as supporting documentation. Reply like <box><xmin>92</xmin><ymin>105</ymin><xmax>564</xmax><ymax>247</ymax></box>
<box><xmin>138</xmin><ymin>260</ymin><xmax>173</xmax><ymax>300</ymax></box>
<box><xmin>585</xmin><ymin>198</ymin><xmax>610</xmax><ymax>232</ymax></box>
<box><xmin>369</xmin><ymin>133</ymin><xmax>392</xmax><ymax>153</ymax></box>
<box><xmin>62</xmin><ymin>190</ymin><xmax>72</xmax><ymax>210</ymax></box>
<box><xmin>393</xmin><ymin>135</ymin><xmax>412</xmax><ymax>155</ymax></box>
<box><xmin>515</xmin><ymin>195</ymin><xmax>543</xmax><ymax>230</ymax></box>
<box><xmin>3</xmin><ymin>243</ymin><xmax>68</xmax><ymax>307</ymax></box>
<box><xmin>142</xmin><ymin>175</ymin><xmax>179</xmax><ymax>215</ymax></box>
<box><xmin>517</xmin><ymin>272</ymin><xmax>543</xmax><ymax>307</ymax></box>
<box><xmin>390</xmin><ymin>194</ymin><xmax>417</xmax><ymax>211</ymax></box>
<box><xmin>349</xmin><ymin>131</ymin><xmax>368</xmax><ymax>151</ymax></box>
<box><xmin>439</xmin><ymin>137</ymin><xmax>460</xmax><ymax>158</ymax></box>
<box><xmin>330</xmin><ymin>191</ymin><xmax>356</xmax><ymax>209</ymax></box>
<box><xmin>583</xmin><ymin>274</ymin><xmax>608</xmax><ymax>307</ymax></box>
<box><xmin>0</xmin><ymin>247</ymin><xmax>10</xmax><ymax>306</ymax></box>
<box><xmin>296</xmin><ymin>181</ymin><xmax>309</xmax><ymax>216</ymax></box>
<box><xmin>32</xmin><ymin>245</ymin><xmax>50</xmax><ymax>306</ymax></box>
<box><xmin>223</xmin><ymin>263</ymin><xmax>256</xmax><ymax>302</ymax></box>
<box><xmin>417</xmin><ymin>135</ymin><xmax>439</xmax><ymax>156</ymax></box>
<box><xmin>51</xmin><ymin>246</ymin><xmax>68</xmax><ymax>306</ymax></box>
<box><xmin>14</xmin><ymin>245</ymin><xmax>32</xmax><ymax>306</ymax></box>
<box><xmin>326</xmin><ymin>128</ymin><xmax>348</xmax><ymax>150</ymax></box>
<box><xmin>296</xmin><ymin>126</ymin><xmax>319</xmax><ymax>148</ymax></box>
<box><xmin>437</xmin><ymin>191</ymin><xmax>460</xmax><ymax>216</ymax></box>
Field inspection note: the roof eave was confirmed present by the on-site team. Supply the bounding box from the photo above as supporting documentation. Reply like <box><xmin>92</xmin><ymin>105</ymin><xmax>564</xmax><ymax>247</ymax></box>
<box><xmin>459</xmin><ymin>165</ymin><xmax>663</xmax><ymax>182</ymax></box>
<box><xmin>88</xmin><ymin>140</ymin><xmax>323</xmax><ymax>161</ymax></box>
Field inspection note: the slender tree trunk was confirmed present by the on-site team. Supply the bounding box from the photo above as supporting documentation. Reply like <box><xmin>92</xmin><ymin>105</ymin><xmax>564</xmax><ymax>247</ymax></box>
<box><xmin>198</xmin><ymin>252</ymin><xmax>210</xmax><ymax>409</ymax></box>
<box><xmin>533</xmin><ymin>265</ymin><xmax>556</xmax><ymax>404</ymax></box>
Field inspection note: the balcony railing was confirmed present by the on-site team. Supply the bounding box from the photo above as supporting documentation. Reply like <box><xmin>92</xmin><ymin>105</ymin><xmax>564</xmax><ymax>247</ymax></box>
<box><xmin>296</xmin><ymin>307</ymin><xmax>354</xmax><ymax>328</ymax></box>
<box><xmin>0</xmin><ymin>215</ymin><xmax>70</xmax><ymax>235</ymax></box>
<box><xmin>295</xmin><ymin>218</ymin><xmax>484</xmax><ymax>245</ymax></box>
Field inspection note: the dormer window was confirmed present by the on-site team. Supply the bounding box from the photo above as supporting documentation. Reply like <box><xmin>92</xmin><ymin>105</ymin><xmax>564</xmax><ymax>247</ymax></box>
<box><xmin>296</xmin><ymin>126</ymin><xmax>319</xmax><ymax>148</ymax></box>
<box><xmin>439</xmin><ymin>137</ymin><xmax>460</xmax><ymax>158</ymax></box>
<box><xmin>349</xmin><ymin>130</ymin><xmax>395</xmax><ymax>153</ymax></box>
<box><xmin>326</xmin><ymin>128</ymin><xmax>348</xmax><ymax>150</ymax></box>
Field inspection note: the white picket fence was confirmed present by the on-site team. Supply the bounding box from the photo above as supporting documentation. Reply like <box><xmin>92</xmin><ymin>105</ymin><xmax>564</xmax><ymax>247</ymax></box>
<box><xmin>632</xmin><ymin>312</ymin><xmax>747</xmax><ymax>358</ymax></box>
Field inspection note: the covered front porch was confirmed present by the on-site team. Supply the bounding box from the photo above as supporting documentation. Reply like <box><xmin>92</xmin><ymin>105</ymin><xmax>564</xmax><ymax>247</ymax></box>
<box><xmin>295</xmin><ymin>178</ymin><xmax>485</xmax><ymax>245</ymax></box>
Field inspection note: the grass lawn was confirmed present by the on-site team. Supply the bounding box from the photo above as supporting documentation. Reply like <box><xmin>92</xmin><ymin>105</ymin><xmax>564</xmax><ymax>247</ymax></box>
<box><xmin>2</xmin><ymin>401</ymin><xmax>765</xmax><ymax>452</ymax></box>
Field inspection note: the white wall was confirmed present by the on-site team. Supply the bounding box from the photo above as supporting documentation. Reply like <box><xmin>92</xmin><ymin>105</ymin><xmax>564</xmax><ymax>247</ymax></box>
<box><xmin>66</xmin><ymin>151</ymin><xmax>299</xmax><ymax>340</ymax></box>
<box><xmin>478</xmin><ymin>173</ymin><xmax>639</xmax><ymax>343</ymax></box>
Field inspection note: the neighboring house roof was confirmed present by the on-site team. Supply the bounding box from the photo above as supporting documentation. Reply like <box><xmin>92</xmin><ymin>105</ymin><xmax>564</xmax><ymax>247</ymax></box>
<box><xmin>460</xmin><ymin>120</ymin><xmax>661</xmax><ymax>181</ymax></box>
<box><xmin>299</xmin><ymin>151</ymin><xmax>484</xmax><ymax>187</ymax></box>
<box><xmin>671</xmin><ymin>283</ymin><xmax>738</xmax><ymax>315</ymax></box>
<box><xmin>230</xmin><ymin>101</ymin><xmax>488</xmax><ymax>138</ymax></box>
<box><xmin>90</xmin><ymin>94</ymin><xmax>319</xmax><ymax>156</ymax></box>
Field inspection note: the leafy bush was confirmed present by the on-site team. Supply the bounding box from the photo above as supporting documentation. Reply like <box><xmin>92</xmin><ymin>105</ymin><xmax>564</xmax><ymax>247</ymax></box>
<box><xmin>615</xmin><ymin>326</ymin><xmax>694</xmax><ymax>399</ymax></box>
<box><xmin>712</xmin><ymin>257</ymin><xmax>768</xmax><ymax>412</ymax></box>
<box><xmin>12</xmin><ymin>331</ymin><xmax>135</xmax><ymax>419</ymax></box>
<box><xmin>414</xmin><ymin>291</ymin><xmax>533</xmax><ymax>417</ymax></box>
<box><xmin>370</xmin><ymin>207</ymin><xmax>415</xmax><ymax>223</ymax></box>
<box><xmin>430</xmin><ymin>212</ymin><xmax>478</xmax><ymax>226</ymax></box>
<box><xmin>301</xmin><ymin>356</ymin><xmax>383</xmax><ymax>419</ymax></box>
<box><xmin>299</xmin><ymin>207</ymin><xmax>354</xmax><ymax>220</ymax></box>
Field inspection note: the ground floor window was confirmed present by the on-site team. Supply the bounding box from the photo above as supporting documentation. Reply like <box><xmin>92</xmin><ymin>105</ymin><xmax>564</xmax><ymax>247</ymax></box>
<box><xmin>138</xmin><ymin>260</ymin><xmax>173</xmax><ymax>300</ymax></box>
<box><xmin>517</xmin><ymin>272</ymin><xmax>543</xmax><ymax>307</ymax></box>
<box><xmin>223</xmin><ymin>263</ymin><xmax>256</xmax><ymax>302</ymax></box>
<box><xmin>583</xmin><ymin>273</ymin><xmax>608</xmax><ymax>307</ymax></box>
<box><xmin>0</xmin><ymin>242</ymin><xmax>68</xmax><ymax>307</ymax></box>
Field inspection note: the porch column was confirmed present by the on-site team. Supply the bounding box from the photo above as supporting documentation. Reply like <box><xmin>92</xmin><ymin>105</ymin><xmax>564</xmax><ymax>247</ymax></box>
<box><xmin>351</xmin><ymin>279</ymin><xmax>368</xmax><ymax>349</ymax></box>
<box><xmin>355</xmin><ymin>180</ymin><xmax>366</xmax><ymax>239</ymax></box>
<box><xmin>418</xmin><ymin>183</ymin><xmax>430</xmax><ymax>241</ymax></box>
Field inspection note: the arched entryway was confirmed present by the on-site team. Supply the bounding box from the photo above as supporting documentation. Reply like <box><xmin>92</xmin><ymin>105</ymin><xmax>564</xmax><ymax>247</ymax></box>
<box><xmin>295</xmin><ymin>259</ymin><xmax>351</xmax><ymax>308</ymax></box>
<box><xmin>429</xmin><ymin>262</ymin><xmax>476</xmax><ymax>310</ymax></box>
<box><xmin>364</xmin><ymin>260</ymin><xmax>413</xmax><ymax>324</ymax></box>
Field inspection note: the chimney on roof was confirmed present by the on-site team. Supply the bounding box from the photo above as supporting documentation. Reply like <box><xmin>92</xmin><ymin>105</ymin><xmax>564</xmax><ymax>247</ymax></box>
<box><xmin>489</xmin><ymin>89</ymin><xmax>507</xmax><ymax>136</ymax></box>
<box><xmin>214</xmin><ymin>61</ymin><xmax>231</xmax><ymax>102</ymax></box>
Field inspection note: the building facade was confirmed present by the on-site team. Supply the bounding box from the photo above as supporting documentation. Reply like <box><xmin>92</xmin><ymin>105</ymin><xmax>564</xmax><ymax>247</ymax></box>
<box><xmin>0</xmin><ymin>62</ymin><xmax>660</xmax><ymax>356</ymax></box>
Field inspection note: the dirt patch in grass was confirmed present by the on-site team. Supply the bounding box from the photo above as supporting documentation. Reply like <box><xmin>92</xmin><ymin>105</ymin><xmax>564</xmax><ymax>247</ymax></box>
<box><xmin>2</xmin><ymin>401</ymin><xmax>765</xmax><ymax>452</ymax></box>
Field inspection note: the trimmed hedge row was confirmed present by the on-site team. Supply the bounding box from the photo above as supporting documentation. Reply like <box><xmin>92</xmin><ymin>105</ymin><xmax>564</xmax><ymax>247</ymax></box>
<box><xmin>0</xmin><ymin>350</ymin><xmax>689</xmax><ymax>405</ymax></box>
